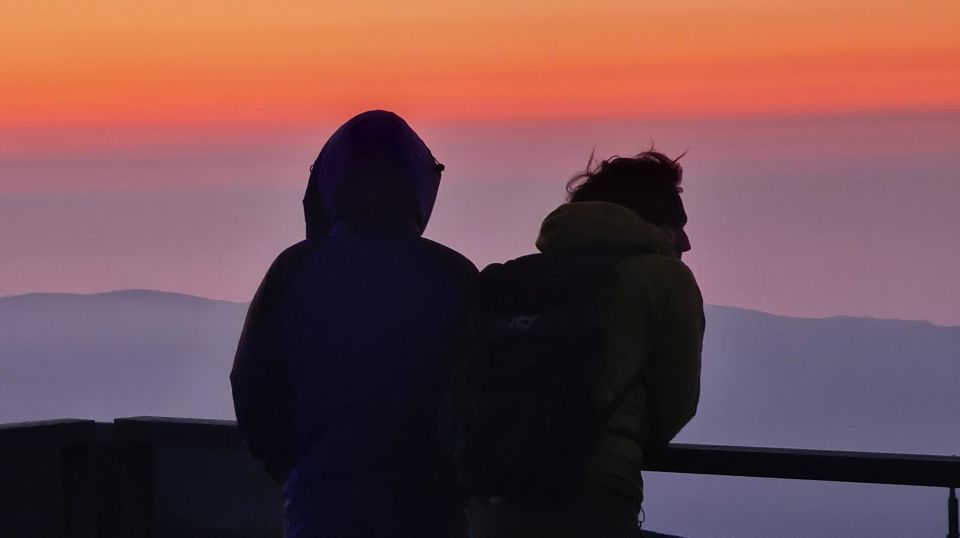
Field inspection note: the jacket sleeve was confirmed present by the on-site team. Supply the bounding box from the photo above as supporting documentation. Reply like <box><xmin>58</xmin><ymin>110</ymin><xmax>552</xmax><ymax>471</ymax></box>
<box><xmin>646</xmin><ymin>263</ymin><xmax>704</xmax><ymax>446</ymax></box>
<box><xmin>230</xmin><ymin>255</ymin><xmax>292</xmax><ymax>483</ymax></box>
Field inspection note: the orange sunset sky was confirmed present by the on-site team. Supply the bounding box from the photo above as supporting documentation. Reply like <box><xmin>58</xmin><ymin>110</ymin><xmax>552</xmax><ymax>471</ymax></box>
<box><xmin>2</xmin><ymin>1</ymin><xmax>959</xmax><ymax>326</ymax></box>
<box><xmin>3</xmin><ymin>1</ymin><xmax>958</xmax><ymax>136</ymax></box>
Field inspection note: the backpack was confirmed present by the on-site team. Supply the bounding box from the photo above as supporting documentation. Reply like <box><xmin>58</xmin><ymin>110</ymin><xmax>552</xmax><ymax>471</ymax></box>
<box><xmin>442</xmin><ymin>252</ymin><xmax>639</xmax><ymax>505</ymax></box>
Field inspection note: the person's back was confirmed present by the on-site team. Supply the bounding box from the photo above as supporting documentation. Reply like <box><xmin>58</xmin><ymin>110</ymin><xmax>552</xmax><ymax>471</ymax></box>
<box><xmin>462</xmin><ymin>151</ymin><xmax>704</xmax><ymax>538</ymax></box>
<box><xmin>231</xmin><ymin>110</ymin><xmax>477</xmax><ymax>538</ymax></box>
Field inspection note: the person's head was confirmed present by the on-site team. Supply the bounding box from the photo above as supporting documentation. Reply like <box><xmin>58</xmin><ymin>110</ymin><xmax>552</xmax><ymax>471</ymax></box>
<box><xmin>566</xmin><ymin>150</ymin><xmax>690</xmax><ymax>258</ymax></box>
<box><xmin>303</xmin><ymin>110</ymin><xmax>444</xmax><ymax>238</ymax></box>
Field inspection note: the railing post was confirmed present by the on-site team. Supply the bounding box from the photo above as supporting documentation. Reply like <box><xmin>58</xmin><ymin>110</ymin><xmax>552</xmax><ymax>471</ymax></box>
<box><xmin>61</xmin><ymin>440</ymin><xmax>94</xmax><ymax>538</ymax></box>
<box><xmin>119</xmin><ymin>437</ymin><xmax>154</xmax><ymax>537</ymax></box>
<box><xmin>948</xmin><ymin>487</ymin><xmax>958</xmax><ymax>538</ymax></box>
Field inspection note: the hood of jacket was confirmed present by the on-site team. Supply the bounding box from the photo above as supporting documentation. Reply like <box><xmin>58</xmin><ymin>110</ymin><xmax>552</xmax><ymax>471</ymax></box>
<box><xmin>535</xmin><ymin>201</ymin><xmax>676</xmax><ymax>256</ymax></box>
<box><xmin>303</xmin><ymin>110</ymin><xmax>442</xmax><ymax>238</ymax></box>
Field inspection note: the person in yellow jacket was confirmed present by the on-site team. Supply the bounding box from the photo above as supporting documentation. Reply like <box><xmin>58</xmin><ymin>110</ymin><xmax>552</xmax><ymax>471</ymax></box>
<box><xmin>468</xmin><ymin>150</ymin><xmax>704</xmax><ymax>538</ymax></box>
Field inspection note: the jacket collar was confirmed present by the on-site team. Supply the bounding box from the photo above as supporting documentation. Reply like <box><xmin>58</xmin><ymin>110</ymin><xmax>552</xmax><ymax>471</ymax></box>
<box><xmin>535</xmin><ymin>201</ymin><xmax>675</xmax><ymax>256</ymax></box>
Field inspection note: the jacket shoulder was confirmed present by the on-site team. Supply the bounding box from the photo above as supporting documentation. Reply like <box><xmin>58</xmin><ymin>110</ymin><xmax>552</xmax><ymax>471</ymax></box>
<box><xmin>619</xmin><ymin>254</ymin><xmax>699</xmax><ymax>288</ymax></box>
<box><xmin>262</xmin><ymin>240</ymin><xmax>320</xmax><ymax>276</ymax></box>
<box><xmin>613</xmin><ymin>254</ymin><xmax>703</xmax><ymax>317</ymax></box>
<box><xmin>420</xmin><ymin>238</ymin><xmax>480</xmax><ymax>284</ymax></box>
<box><xmin>275</xmin><ymin>240</ymin><xmax>315</xmax><ymax>264</ymax></box>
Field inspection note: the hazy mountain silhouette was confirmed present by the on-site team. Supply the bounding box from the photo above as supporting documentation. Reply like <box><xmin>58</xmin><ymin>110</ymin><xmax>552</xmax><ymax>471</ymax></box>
<box><xmin>0</xmin><ymin>290</ymin><xmax>246</xmax><ymax>423</ymax></box>
<box><xmin>2</xmin><ymin>290</ymin><xmax>958</xmax><ymax>536</ymax></box>
<box><xmin>681</xmin><ymin>306</ymin><xmax>960</xmax><ymax>456</ymax></box>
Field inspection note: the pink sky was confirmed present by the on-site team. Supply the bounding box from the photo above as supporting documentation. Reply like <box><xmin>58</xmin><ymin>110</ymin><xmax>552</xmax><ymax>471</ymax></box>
<box><xmin>2</xmin><ymin>2</ymin><xmax>959</xmax><ymax>325</ymax></box>
<box><xmin>2</xmin><ymin>112</ymin><xmax>959</xmax><ymax>326</ymax></box>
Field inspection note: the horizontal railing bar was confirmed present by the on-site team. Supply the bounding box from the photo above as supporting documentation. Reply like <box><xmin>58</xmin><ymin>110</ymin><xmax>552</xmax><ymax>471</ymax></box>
<box><xmin>114</xmin><ymin>416</ymin><xmax>240</xmax><ymax>446</ymax></box>
<box><xmin>115</xmin><ymin>416</ymin><xmax>236</xmax><ymax>430</ymax></box>
<box><xmin>0</xmin><ymin>418</ymin><xmax>94</xmax><ymax>431</ymax></box>
<box><xmin>0</xmin><ymin>419</ymin><xmax>95</xmax><ymax>444</ymax></box>
<box><xmin>3</xmin><ymin>418</ymin><xmax>959</xmax><ymax>488</ymax></box>
<box><xmin>644</xmin><ymin>443</ymin><xmax>960</xmax><ymax>488</ymax></box>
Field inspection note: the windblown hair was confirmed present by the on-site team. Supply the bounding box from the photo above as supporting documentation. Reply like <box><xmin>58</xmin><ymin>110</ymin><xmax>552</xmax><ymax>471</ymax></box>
<box><xmin>566</xmin><ymin>150</ymin><xmax>687</xmax><ymax>228</ymax></box>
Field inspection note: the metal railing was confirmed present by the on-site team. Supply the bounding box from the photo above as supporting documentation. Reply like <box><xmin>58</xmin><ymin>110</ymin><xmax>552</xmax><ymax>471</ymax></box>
<box><xmin>2</xmin><ymin>417</ymin><xmax>959</xmax><ymax>537</ymax></box>
<box><xmin>645</xmin><ymin>443</ymin><xmax>960</xmax><ymax>537</ymax></box>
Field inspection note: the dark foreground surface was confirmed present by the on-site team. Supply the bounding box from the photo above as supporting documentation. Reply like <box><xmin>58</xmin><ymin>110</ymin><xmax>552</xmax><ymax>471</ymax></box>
<box><xmin>1</xmin><ymin>418</ymin><xmax>957</xmax><ymax>538</ymax></box>
<box><xmin>0</xmin><ymin>418</ymin><xmax>282</xmax><ymax>538</ymax></box>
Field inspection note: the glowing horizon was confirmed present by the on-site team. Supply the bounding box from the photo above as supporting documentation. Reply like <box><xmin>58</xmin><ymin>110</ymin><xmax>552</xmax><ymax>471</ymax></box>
<box><xmin>3</xmin><ymin>1</ymin><xmax>958</xmax><ymax>139</ymax></box>
<box><xmin>2</xmin><ymin>1</ymin><xmax>959</xmax><ymax>326</ymax></box>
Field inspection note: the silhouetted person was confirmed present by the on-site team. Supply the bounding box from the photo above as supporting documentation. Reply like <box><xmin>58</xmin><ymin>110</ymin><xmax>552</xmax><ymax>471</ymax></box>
<box><xmin>460</xmin><ymin>151</ymin><xmax>703</xmax><ymax>538</ymax></box>
<box><xmin>231</xmin><ymin>110</ymin><xmax>477</xmax><ymax>538</ymax></box>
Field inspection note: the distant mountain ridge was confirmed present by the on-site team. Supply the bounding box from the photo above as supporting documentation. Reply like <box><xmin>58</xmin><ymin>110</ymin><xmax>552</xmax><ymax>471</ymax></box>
<box><xmin>1</xmin><ymin>289</ymin><xmax>248</xmax><ymax>423</ymax></box>
<box><xmin>3</xmin><ymin>289</ymin><xmax>958</xmax><ymax>537</ymax></box>
<box><xmin>3</xmin><ymin>288</ymin><xmax>246</xmax><ymax>306</ymax></box>
<box><xmin>7</xmin><ymin>288</ymin><xmax>952</xmax><ymax>326</ymax></box>
<box><xmin>4</xmin><ymin>289</ymin><xmax>957</xmax><ymax>451</ymax></box>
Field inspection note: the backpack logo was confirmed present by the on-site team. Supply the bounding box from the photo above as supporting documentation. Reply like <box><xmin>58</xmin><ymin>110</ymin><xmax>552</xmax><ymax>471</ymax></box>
<box><xmin>506</xmin><ymin>315</ymin><xmax>540</xmax><ymax>331</ymax></box>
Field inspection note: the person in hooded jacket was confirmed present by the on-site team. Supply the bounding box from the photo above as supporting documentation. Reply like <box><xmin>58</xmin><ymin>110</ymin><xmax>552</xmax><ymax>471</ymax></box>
<box><xmin>467</xmin><ymin>151</ymin><xmax>704</xmax><ymax>538</ymax></box>
<box><xmin>230</xmin><ymin>110</ymin><xmax>477</xmax><ymax>538</ymax></box>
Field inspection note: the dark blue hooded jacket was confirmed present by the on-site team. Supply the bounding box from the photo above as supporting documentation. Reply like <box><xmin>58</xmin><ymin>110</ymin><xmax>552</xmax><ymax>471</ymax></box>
<box><xmin>231</xmin><ymin>111</ymin><xmax>477</xmax><ymax>538</ymax></box>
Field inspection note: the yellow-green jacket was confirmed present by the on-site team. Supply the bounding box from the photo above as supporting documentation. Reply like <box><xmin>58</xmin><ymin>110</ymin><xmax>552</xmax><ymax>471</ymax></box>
<box><xmin>535</xmin><ymin>201</ymin><xmax>704</xmax><ymax>502</ymax></box>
